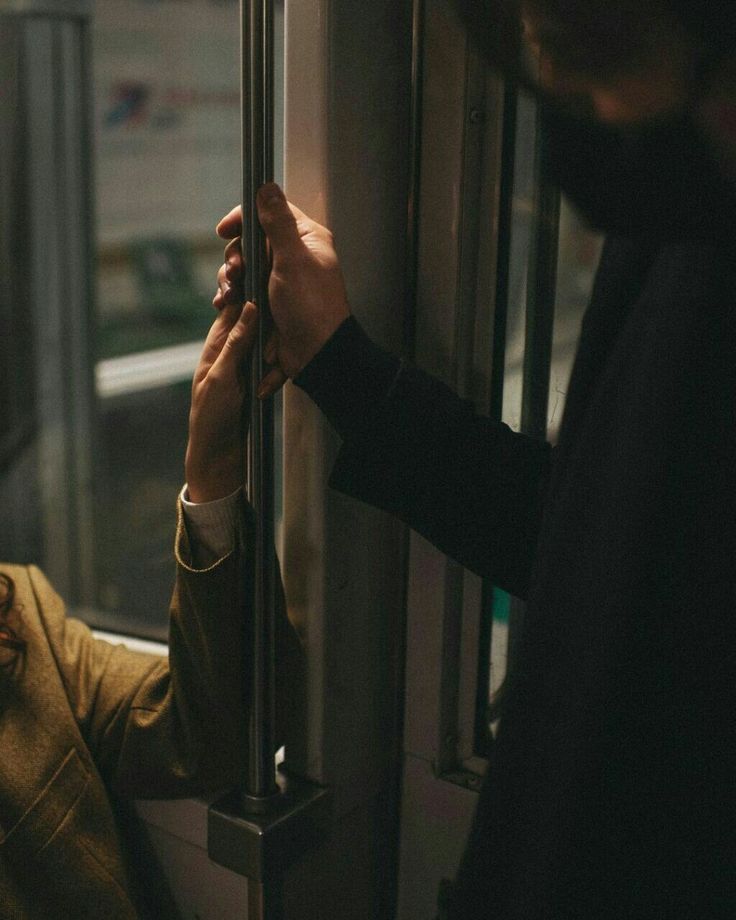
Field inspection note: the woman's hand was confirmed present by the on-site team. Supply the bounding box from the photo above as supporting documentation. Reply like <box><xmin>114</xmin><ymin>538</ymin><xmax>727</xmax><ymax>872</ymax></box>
<box><xmin>215</xmin><ymin>183</ymin><xmax>351</xmax><ymax>396</ymax></box>
<box><xmin>185</xmin><ymin>301</ymin><xmax>258</xmax><ymax>503</ymax></box>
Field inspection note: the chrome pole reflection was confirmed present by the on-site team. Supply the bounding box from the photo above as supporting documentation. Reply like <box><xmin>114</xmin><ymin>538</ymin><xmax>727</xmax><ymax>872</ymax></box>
<box><xmin>241</xmin><ymin>0</ymin><xmax>278</xmax><ymax>806</ymax></box>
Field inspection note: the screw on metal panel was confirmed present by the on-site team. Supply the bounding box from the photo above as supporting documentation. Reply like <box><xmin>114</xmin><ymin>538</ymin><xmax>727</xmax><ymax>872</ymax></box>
<box><xmin>469</xmin><ymin>108</ymin><xmax>485</xmax><ymax>124</ymax></box>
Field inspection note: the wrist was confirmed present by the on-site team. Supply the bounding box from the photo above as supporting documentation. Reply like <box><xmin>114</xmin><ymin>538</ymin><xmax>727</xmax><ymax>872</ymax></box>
<box><xmin>185</xmin><ymin>450</ymin><xmax>243</xmax><ymax>504</ymax></box>
<box><xmin>187</xmin><ymin>481</ymin><xmax>241</xmax><ymax>504</ymax></box>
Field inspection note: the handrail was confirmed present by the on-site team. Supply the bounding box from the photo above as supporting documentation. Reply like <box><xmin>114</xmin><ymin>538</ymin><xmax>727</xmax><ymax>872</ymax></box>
<box><xmin>241</xmin><ymin>0</ymin><xmax>278</xmax><ymax>806</ymax></box>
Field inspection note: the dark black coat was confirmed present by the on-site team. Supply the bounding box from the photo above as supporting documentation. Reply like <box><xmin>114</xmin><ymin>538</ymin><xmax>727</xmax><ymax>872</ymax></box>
<box><xmin>296</xmin><ymin>127</ymin><xmax>736</xmax><ymax>919</ymax></box>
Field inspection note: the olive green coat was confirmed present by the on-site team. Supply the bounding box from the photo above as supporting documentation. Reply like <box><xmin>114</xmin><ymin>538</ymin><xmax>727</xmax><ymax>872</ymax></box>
<box><xmin>0</xmin><ymin>500</ymin><xmax>295</xmax><ymax>918</ymax></box>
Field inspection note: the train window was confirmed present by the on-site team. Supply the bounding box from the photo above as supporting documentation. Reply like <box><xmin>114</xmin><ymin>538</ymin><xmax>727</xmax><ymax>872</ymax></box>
<box><xmin>91</xmin><ymin>0</ymin><xmax>241</xmax><ymax>639</ymax></box>
<box><xmin>498</xmin><ymin>92</ymin><xmax>537</xmax><ymax>433</ymax></box>
<box><xmin>91</xmin><ymin>0</ymin><xmax>285</xmax><ymax>640</ymax></box>
<box><xmin>397</xmin><ymin>15</ymin><xmax>601</xmax><ymax>905</ymax></box>
<box><xmin>479</xmin><ymin>94</ymin><xmax>602</xmax><ymax>748</ymax></box>
<box><xmin>0</xmin><ymin>0</ymin><xmax>284</xmax><ymax>641</ymax></box>
<box><xmin>549</xmin><ymin>199</ymin><xmax>603</xmax><ymax>440</ymax></box>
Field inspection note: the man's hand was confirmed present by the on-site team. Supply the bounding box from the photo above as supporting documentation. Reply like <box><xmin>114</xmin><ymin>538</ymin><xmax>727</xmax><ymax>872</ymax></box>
<box><xmin>185</xmin><ymin>301</ymin><xmax>258</xmax><ymax>503</ymax></box>
<box><xmin>215</xmin><ymin>183</ymin><xmax>351</xmax><ymax>396</ymax></box>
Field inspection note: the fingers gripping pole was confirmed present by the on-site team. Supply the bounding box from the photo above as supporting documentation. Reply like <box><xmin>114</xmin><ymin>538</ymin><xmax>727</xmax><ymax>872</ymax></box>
<box><xmin>241</xmin><ymin>0</ymin><xmax>278</xmax><ymax>805</ymax></box>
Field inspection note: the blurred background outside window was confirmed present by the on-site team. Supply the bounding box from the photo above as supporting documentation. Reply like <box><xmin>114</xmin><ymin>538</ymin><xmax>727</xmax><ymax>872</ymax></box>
<box><xmin>92</xmin><ymin>0</ymin><xmax>243</xmax><ymax>639</ymax></box>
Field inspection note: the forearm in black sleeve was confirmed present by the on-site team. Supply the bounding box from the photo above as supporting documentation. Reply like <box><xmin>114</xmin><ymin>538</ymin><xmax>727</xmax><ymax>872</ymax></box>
<box><xmin>295</xmin><ymin>317</ymin><xmax>552</xmax><ymax>598</ymax></box>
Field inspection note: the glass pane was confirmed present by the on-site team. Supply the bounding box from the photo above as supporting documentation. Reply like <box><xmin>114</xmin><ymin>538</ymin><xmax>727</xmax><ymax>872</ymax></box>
<box><xmin>548</xmin><ymin>199</ymin><xmax>603</xmax><ymax>442</ymax></box>
<box><xmin>93</xmin><ymin>0</ymin><xmax>241</xmax><ymax>360</ymax></box>
<box><xmin>500</xmin><ymin>93</ymin><xmax>537</xmax><ymax>432</ymax></box>
<box><xmin>90</xmin><ymin>0</ymin><xmax>285</xmax><ymax>640</ymax></box>
<box><xmin>483</xmin><ymin>96</ymin><xmax>602</xmax><ymax>740</ymax></box>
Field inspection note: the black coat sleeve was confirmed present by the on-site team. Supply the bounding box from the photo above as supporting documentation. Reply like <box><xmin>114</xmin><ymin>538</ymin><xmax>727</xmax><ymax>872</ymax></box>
<box><xmin>295</xmin><ymin>317</ymin><xmax>552</xmax><ymax>598</ymax></box>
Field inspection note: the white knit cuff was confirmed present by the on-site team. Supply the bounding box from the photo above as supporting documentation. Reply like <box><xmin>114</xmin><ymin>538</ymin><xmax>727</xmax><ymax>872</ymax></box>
<box><xmin>179</xmin><ymin>485</ymin><xmax>241</xmax><ymax>566</ymax></box>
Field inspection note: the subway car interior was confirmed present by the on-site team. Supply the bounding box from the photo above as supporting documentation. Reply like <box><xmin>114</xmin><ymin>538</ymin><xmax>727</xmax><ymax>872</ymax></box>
<box><xmin>0</xmin><ymin>0</ymin><xmax>603</xmax><ymax>917</ymax></box>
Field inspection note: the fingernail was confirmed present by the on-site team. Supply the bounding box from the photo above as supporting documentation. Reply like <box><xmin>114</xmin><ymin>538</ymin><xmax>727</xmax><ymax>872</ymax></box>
<box><xmin>257</xmin><ymin>383</ymin><xmax>268</xmax><ymax>399</ymax></box>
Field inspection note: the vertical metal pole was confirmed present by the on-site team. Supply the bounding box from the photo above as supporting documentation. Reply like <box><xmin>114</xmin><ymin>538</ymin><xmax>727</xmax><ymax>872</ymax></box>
<box><xmin>241</xmin><ymin>0</ymin><xmax>278</xmax><ymax>806</ymax></box>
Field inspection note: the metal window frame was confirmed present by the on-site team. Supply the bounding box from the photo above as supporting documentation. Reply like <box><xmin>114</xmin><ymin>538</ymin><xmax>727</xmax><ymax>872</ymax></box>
<box><xmin>0</xmin><ymin>4</ymin><xmax>97</xmax><ymax>606</ymax></box>
<box><xmin>397</xmin><ymin>2</ymin><xmax>563</xmax><ymax>915</ymax></box>
<box><xmin>397</xmin><ymin>2</ymin><xmax>509</xmax><ymax>914</ymax></box>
